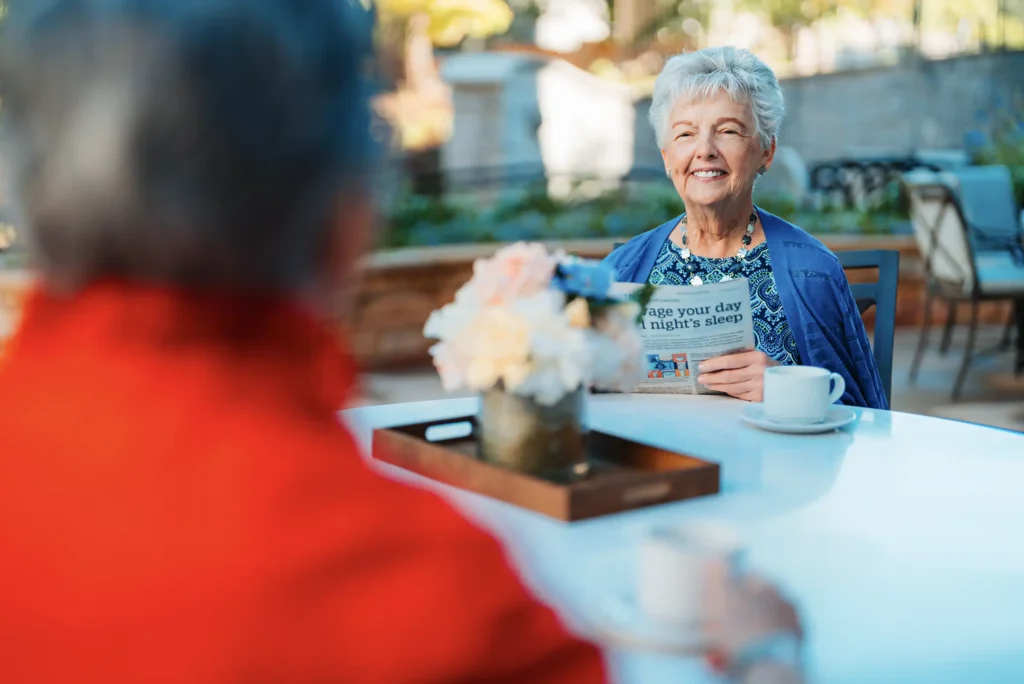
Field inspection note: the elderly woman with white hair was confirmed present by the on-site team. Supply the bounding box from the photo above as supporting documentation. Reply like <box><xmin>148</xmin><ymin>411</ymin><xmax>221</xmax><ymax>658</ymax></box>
<box><xmin>605</xmin><ymin>47</ymin><xmax>886</xmax><ymax>409</ymax></box>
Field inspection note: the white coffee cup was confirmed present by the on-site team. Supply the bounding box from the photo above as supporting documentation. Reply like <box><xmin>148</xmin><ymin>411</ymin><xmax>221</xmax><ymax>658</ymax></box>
<box><xmin>762</xmin><ymin>365</ymin><xmax>845</xmax><ymax>424</ymax></box>
<box><xmin>637</xmin><ymin>522</ymin><xmax>743</xmax><ymax>626</ymax></box>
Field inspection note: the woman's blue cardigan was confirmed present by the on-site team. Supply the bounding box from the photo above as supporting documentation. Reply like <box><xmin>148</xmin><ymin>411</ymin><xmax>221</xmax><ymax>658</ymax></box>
<box><xmin>602</xmin><ymin>207</ymin><xmax>889</xmax><ymax>410</ymax></box>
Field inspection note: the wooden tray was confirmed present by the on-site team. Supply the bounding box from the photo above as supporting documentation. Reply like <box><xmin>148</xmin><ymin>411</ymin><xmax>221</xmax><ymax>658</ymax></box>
<box><xmin>371</xmin><ymin>415</ymin><xmax>720</xmax><ymax>522</ymax></box>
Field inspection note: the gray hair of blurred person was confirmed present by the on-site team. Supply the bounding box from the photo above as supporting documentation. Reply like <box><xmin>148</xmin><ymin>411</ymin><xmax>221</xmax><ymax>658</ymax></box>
<box><xmin>0</xmin><ymin>0</ymin><xmax>380</xmax><ymax>293</ymax></box>
<box><xmin>648</xmin><ymin>46</ymin><xmax>785</xmax><ymax>154</ymax></box>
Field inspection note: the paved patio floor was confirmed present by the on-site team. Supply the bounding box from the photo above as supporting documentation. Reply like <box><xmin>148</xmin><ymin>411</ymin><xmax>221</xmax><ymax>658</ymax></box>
<box><xmin>355</xmin><ymin>325</ymin><xmax>1024</xmax><ymax>433</ymax></box>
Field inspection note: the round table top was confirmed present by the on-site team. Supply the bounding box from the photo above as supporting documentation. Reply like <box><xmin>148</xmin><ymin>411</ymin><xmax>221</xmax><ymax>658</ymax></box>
<box><xmin>343</xmin><ymin>394</ymin><xmax>1024</xmax><ymax>684</ymax></box>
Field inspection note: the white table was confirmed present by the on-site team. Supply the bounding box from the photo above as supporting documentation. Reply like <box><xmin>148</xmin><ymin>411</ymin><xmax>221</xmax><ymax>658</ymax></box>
<box><xmin>343</xmin><ymin>394</ymin><xmax>1024</xmax><ymax>684</ymax></box>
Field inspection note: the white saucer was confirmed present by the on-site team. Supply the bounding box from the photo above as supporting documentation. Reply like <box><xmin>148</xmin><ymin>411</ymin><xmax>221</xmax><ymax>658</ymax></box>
<box><xmin>582</xmin><ymin>590</ymin><xmax>708</xmax><ymax>655</ymax></box>
<box><xmin>741</xmin><ymin>404</ymin><xmax>857</xmax><ymax>434</ymax></box>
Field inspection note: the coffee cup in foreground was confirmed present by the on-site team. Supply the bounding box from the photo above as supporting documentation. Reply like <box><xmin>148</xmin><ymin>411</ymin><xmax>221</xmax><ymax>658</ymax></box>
<box><xmin>637</xmin><ymin>522</ymin><xmax>743</xmax><ymax>626</ymax></box>
<box><xmin>762</xmin><ymin>365</ymin><xmax>845</xmax><ymax>424</ymax></box>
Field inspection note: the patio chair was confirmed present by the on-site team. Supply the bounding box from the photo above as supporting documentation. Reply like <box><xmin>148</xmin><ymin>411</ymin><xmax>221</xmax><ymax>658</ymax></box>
<box><xmin>836</xmin><ymin>249</ymin><xmax>900</xmax><ymax>405</ymax></box>
<box><xmin>902</xmin><ymin>165</ymin><xmax>1024</xmax><ymax>401</ymax></box>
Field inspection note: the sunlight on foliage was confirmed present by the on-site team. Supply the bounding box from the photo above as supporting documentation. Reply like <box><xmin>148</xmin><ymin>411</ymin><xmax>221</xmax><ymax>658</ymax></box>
<box><xmin>376</xmin><ymin>0</ymin><xmax>513</xmax><ymax>46</ymax></box>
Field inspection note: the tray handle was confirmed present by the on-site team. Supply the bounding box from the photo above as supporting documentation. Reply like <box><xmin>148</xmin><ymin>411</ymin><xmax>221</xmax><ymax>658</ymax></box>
<box><xmin>423</xmin><ymin>419</ymin><xmax>475</xmax><ymax>443</ymax></box>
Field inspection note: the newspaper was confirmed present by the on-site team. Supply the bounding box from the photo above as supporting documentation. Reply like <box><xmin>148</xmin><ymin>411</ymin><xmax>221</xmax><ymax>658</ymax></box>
<box><xmin>611</xmin><ymin>278</ymin><xmax>755</xmax><ymax>395</ymax></box>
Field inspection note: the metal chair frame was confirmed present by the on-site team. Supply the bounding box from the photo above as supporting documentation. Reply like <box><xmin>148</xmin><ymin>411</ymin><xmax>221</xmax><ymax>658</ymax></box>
<box><xmin>905</xmin><ymin>180</ymin><xmax>1022</xmax><ymax>401</ymax></box>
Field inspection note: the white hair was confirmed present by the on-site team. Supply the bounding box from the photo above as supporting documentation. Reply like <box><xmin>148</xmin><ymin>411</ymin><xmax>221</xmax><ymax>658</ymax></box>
<box><xmin>648</xmin><ymin>46</ymin><xmax>785</xmax><ymax>151</ymax></box>
<box><xmin>0</xmin><ymin>0</ymin><xmax>378</xmax><ymax>293</ymax></box>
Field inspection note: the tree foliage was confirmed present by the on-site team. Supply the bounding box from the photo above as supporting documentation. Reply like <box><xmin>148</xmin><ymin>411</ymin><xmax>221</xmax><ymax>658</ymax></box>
<box><xmin>375</xmin><ymin>0</ymin><xmax>513</xmax><ymax>46</ymax></box>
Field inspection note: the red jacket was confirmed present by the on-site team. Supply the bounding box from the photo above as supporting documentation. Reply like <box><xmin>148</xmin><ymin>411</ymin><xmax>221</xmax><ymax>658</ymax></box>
<box><xmin>0</xmin><ymin>281</ymin><xmax>607</xmax><ymax>683</ymax></box>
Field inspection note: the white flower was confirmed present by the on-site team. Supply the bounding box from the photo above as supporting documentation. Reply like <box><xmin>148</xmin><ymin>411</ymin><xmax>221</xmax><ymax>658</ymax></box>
<box><xmin>427</xmin><ymin>342</ymin><xmax>466</xmax><ymax>392</ymax></box>
<box><xmin>422</xmin><ymin>242</ymin><xmax>647</xmax><ymax>403</ymax></box>
<box><xmin>507</xmin><ymin>291</ymin><xmax>591</xmax><ymax>405</ymax></box>
<box><xmin>589</xmin><ymin>304</ymin><xmax>646</xmax><ymax>393</ymax></box>
<box><xmin>470</xmin><ymin>242</ymin><xmax>558</xmax><ymax>306</ymax></box>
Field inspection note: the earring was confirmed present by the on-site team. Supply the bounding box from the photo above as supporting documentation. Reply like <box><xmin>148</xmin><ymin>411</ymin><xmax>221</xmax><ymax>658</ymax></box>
<box><xmin>666</xmin><ymin>169</ymin><xmax>672</xmax><ymax>178</ymax></box>
<box><xmin>758</xmin><ymin>164</ymin><xmax>767</xmax><ymax>175</ymax></box>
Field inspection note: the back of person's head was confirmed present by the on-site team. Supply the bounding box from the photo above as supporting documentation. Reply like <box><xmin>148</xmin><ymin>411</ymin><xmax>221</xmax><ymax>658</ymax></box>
<box><xmin>0</xmin><ymin>0</ymin><xmax>379</xmax><ymax>293</ymax></box>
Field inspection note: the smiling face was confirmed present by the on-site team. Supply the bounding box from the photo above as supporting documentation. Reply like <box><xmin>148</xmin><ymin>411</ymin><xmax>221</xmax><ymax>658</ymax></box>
<box><xmin>661</xmin><ymin>90</ymin><xmax>775</xmax><ymax>213</ymax></box>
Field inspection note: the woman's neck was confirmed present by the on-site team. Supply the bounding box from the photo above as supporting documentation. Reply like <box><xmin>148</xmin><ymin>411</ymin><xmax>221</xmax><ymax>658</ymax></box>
<box><xmin>681</xmin><ymin>202</ymin><xmax>757</xmax><ymax>257</ymax></box>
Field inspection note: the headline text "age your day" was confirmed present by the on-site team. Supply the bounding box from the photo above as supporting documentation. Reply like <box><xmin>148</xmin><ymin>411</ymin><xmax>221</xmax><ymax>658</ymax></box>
<box><xmin>640</xmin><ymin>301</ymin><xmax>744</xmax><ymax>331</ymax></box>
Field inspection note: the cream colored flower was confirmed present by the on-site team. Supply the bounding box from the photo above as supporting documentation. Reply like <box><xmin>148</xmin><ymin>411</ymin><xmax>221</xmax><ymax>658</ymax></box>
<box><xmin>564</xmin><ymin>297</ymin><xmax>591</xmax><ymax>328</ymax></box>
<box><xmin>470</xmin><ymin>242</ymin><xmax>557</xmax><ymax>307</ymax></box>
<box><xmin>501</xmin><ymin>359</ymin><xmax>533</xmax><ymax>392</ymax></box>
<box><xmin>423</xmin><ymin>243</ymin><xmax>646</xmax><ymax>402</ymax></box>
<box><xmin>456</xmin><ymin>306</ymin><xmax>532</xmax><ymax>391</ymax></box>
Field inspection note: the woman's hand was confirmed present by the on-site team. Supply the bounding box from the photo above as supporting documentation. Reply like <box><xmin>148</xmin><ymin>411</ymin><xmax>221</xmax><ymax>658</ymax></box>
<box><xmin>703</xmin><ymin>561</ymin><xmax>804</xmax><ymax>683</ymax></box>
<box><xmin>697</xmin><ymin>350</ymin><xmax>779</xmax><ymax>402</ymax></box>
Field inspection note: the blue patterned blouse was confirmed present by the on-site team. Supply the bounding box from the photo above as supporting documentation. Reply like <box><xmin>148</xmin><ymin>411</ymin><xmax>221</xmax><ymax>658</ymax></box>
<box><xmin>647</xmin><ymin>239</ymin><xmax>802</xmax><ymax>366</ymax></box>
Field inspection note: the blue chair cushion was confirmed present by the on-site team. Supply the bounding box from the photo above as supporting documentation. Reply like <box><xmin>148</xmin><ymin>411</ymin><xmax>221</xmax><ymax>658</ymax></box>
<box><xmin>954</xmin><ymin>166</ymin><xmax>1021</xmax><ymax>247</ymax></box>
<box><xmin>977</xmin><ymin>251</ymin><xmax>1024</xmax><ymax>296</ymax></box>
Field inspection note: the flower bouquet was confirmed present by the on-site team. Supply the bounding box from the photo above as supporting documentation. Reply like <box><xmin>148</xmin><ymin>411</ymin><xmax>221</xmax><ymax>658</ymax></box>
<box><xmin>423</xmin><ymin>242</ymin><xmax>653</xmax><ymax>475</ymax></box>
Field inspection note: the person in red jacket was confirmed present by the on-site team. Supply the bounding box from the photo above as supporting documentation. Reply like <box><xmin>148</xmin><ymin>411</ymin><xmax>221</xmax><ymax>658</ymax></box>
<box><xmin>0</xmin><ymin>1</ymin><xmax>801</xmax><ymax>682</ymax></box>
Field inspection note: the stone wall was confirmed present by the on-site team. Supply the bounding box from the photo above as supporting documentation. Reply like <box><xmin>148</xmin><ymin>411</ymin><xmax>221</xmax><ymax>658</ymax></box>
<box><xmin>1</xmin><ymin>238</ymin><xmax>1015</xmax><ymax>368</ymax></box>
<box><xmin>345</xmin><ymin>236</ymin><xmax>1010</xmax><ymax>370</ymax></box>
<box><xmin>632</xmin><ymin>51</ymin><xmax>1024</xmax><ymax>170</ymax></box>
<box><xmin>777</xmin><ymin>51</ymin><xmax>1024</xmax><ymax>164</ymax></box>
<box><xmin>346</xmin><ymin>241</ymin><xmax>613</xmax><ymax>368</ymax></box>
<box><xmin>320</xmin><ymin>236</ymin><xmax>1015</xmax><ymax>368</ymax></box>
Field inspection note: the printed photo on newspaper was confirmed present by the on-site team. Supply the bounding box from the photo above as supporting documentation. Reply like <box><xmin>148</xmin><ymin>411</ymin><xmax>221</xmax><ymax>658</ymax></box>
<box><xmin>611</xmin><ymin>278</ymin><xmax>755</xmax><ymax>395</ymax></box>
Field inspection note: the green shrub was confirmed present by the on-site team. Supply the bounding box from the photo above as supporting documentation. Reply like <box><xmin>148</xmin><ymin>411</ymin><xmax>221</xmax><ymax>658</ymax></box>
<box><xmin>376</xmin><ymin>180</ymin><xmax>908</xmax><ymax>250</ymax></box>
<box><xmin>971</xmin><ymin>107</ymin><xmax>1024</xmax><ymax>208</ymax></box>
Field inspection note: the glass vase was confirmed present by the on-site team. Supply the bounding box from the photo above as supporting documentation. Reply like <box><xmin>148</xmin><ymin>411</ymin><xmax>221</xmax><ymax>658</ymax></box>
<box><xmin>478</xmin><ymin>386</ymin><xmax>586</xmax><ymax>477</ymax></box>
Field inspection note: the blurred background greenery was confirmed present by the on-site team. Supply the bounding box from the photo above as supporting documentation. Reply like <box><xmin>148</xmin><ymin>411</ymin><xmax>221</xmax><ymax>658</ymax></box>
<box><xmin>1</xmin><ymin>0</ymin><xmax>1022</xmax><ymax>261</ymax></box>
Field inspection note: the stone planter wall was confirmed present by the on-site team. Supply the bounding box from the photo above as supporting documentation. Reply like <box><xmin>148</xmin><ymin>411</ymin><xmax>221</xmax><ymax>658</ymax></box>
<box><xmin>347</xmin><ymin>236</ymin><xmax>1014</xmax><ymax>369</ymax></box>
<box><xmin>2</xmin><ymin>236</ymin><xmax>1016</xmax><ymax>368</ymax></box>
<box><xmin>347</xmin><ymin>240</ymin><xmax>614</xmax><ymax>369</ymax></box>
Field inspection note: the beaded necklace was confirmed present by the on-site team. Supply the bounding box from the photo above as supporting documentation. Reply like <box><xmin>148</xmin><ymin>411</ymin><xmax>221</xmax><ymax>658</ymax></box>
<box><xmin>677</xmin><ymin>211</ymin><xmax>758</xmax><ymax>286</ymax></box>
